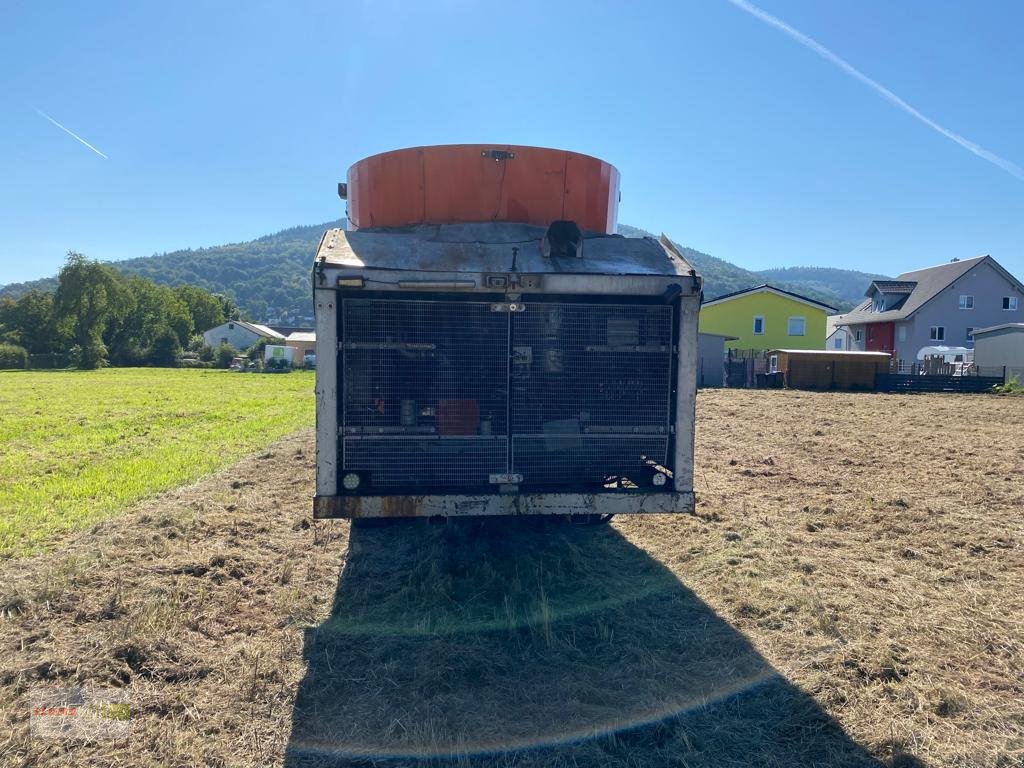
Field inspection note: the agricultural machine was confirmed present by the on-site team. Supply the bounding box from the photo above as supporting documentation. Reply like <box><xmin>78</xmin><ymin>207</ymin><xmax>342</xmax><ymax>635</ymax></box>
<box><xmin>311</xmin><ymin>144</ymin><xmax>701</xmax><ymax>520</ymax></box>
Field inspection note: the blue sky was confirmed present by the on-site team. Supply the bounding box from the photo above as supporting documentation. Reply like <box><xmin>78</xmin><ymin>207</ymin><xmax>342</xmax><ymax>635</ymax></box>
<box><xmin>1</xmin><ymin>0</ymin><xmax>1022</xmax><ymax>285</ymax></box>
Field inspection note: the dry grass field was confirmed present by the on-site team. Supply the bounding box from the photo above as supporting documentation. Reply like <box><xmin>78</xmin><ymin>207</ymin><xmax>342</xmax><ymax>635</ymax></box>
<box><xmin>1</xmin><ymin>389</ymin><xmax>1022</xmax><ymax>767</ymax></box>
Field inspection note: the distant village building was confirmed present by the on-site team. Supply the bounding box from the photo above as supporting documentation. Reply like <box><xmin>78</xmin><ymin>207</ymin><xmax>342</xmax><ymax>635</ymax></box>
<box><xmin>697</xmin><ymin>332</ymin><xmax>737</xmax><ymax>387</ymax></box>
<box><xmin>285</xmin><ymin>331</ymin><xmax>316</xmax><ymax>360</ymax></box>
<box><xmin>699</xmin><ymin>284</ymin><xmax>835</xmax><ymax>351</ymax></box>
<box><xmin>834</xmin><ymin>255</ymin><xmax>1024</xmax><ymax>370</ymax></box>
<box><xmin>971</xmin><ymin>323</ymin><xmax>1024</xmax><ymax>382</ymax></box>
<box><xmin>825</xmin><ymin>316</ymin><xmax>852</xmax><ymax>350</ymax></box>
<box><xmin>202</xmin><ymin>320</ymin><xmax>285</xmax><ymax>350</ymax></box>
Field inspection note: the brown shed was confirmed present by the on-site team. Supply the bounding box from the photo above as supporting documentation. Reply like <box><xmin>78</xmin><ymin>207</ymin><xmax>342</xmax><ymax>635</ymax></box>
<box><xmin>770</xmin><ymin>349</ymin><xmax>891</xmax><ymax>391</ymax></box>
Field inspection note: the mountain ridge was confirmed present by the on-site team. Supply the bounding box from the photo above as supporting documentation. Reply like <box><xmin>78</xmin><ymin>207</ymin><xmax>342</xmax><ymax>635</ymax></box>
<box><xmin>2</xmin><ymin>220</ymin><xmax>881</xmax><ymax>319</ymax></box>
<box><xmin>617</xmin><ymin>225</ymin><xmax>884</xmax><ymax>310</ymax></box>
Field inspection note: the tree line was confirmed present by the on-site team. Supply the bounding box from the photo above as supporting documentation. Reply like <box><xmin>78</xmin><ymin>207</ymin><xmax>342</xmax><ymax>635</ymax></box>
<box><xmin>0</xmin><ymin>252</ymin><xmax>243</xmax><ymax>369</ymax></box>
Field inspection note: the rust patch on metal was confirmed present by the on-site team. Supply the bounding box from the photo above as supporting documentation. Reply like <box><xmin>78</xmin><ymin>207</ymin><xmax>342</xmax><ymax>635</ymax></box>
<box><xmin>380</xmin><ymin>496</ymin><xmax>423</xmax><ymax>517</ymax></box>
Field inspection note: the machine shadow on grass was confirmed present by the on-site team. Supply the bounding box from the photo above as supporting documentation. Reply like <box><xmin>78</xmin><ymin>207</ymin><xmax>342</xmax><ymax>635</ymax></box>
<box><xmin>285</xmin><ymin>518</ymin><xmax>891</xmax><ymax>768</ymax></box>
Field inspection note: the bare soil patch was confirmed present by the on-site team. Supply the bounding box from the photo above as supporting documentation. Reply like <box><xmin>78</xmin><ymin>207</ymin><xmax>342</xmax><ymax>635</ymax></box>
<box><xmin>1</xmin><ymin>390</ymin><xmax>1022</xmax><ymax>767</ymax></box>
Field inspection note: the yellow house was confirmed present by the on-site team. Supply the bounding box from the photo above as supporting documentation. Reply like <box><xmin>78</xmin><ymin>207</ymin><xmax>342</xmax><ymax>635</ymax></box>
<box><xmin>699</xmin><ymin>284</ymin><xmax>835</xmax><ymax>350</ymax></box>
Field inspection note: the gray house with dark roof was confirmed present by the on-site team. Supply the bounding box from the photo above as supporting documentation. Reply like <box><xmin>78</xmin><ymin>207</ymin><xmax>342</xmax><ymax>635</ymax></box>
<box><xmin>834</xmin><ymin>255</ymin><xmax>1024</xmax><ymax>366</ymax></box>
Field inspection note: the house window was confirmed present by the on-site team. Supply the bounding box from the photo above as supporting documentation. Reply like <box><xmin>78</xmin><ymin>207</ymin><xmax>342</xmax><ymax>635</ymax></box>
<box><xmin>966</xmin><ymin>327</ymin><xmax>974</xmax><ymax>341</ymax></box>
<box><xmin>787</xmin><ymin>316</ymin><xmax>806</xmax><ymax>336</ymax></box>
<box><xmin>753</xmin><ymin>316</ymin><xmax>765</xmax><ymax>335</ymax></box>
<box><xmin>854</xmin><ymin>329</ymin><xmax>863</xmax><ymax>342</ymax></box>
<box><xmin>897</xmin><ymin>325</ymin><xmax>907</xmax><ymax>342</ymax></box>
<box><xmin>1004</xmin><ymin>297</ymin><xmax>1019</xmax><ymax>311</ymax></box>
<box><xmin>930</xmin><ymin>326</ymin><xmax>945</xmax><ymax>341</ymax></box>
<box><xmin>958</xmin><ymin>295</ymin><xmax>974</xmax><ymax>310</ymax></box>
<box><xmin>833</xmin><ymin>336</ymin><xmax>843</xmax><ymax>350</ymax></box>
<box><xmin>874</xmin><ymin>296</ymin><xmax>885</xmax><ymax>312</ymax></box>
<box><xmin>220</xmin><ymin>337</ymin><xmax>228</xmax><ymax>345</ymax></box>
<box><xmin>228</xmin><ymin>322</ymin><xmax>235</xmax><ymax>329</ymax></box>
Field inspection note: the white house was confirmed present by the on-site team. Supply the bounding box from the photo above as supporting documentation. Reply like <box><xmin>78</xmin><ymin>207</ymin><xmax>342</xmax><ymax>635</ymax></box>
<box><xmin>202</xmin><ymin>320</ymin><xmax>285</xmax><ymax>350</ymax></box>
<box><xmin>826</xmin><ymin>315</ymin><xmax>852</xmax><ymax>350</ymax></box>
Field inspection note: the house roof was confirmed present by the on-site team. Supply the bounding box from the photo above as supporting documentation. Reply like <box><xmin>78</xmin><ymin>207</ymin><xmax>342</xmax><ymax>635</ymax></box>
<box><xmin>232</xmin><ymin>320</ymin><xmax>286</xmax><ymax>340</ymax></box>
<box><xmin>286</xmin><ymin>331</ymin><xmax>316</xmax><ymax>343</ymax></box>
<box><xmin>701</xmin><ymin>284</ymin><xmax>836</xmax><ymax>312</ymax></box>
<box><xmin>836</xmin><ymin>255</ymin><xmax>1024</xmax><ymax>327</ymax></box>
<box><xmin>867</xmin><ymin>280</ymin><xmax>917</xmax><ymax>296</ymax></box>
<box><xmin>698</xmin><ymin>331</ymin><xmax>740</xmax><ymax>341</ymax></box>
<box><xmin>970</xmin><ymin>323</ymin><xmax>1024</xmax><ymax>337</ymax></box>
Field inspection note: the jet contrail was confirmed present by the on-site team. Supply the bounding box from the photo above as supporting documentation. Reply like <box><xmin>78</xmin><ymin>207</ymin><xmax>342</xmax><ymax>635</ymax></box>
<box><xmin>726</xmin><ymin>0</ymin><xmax>1024</xmax><ymax>181</ymax></box>
<box><xmin>34</xmin><ymin>108</ymin><xmax>109</xmax><ymax>160</ymax></box>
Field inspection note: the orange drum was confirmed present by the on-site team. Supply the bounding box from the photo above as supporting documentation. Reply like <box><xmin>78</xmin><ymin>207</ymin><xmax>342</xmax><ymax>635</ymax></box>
<box><xmin>346</xmin><ymin>144</ymin><xmax>620</xmax><ymax>234</ymax></box>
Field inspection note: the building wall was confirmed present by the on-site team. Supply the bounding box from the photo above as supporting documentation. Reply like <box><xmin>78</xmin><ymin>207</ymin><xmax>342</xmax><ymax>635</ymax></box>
<box><xmin>826</xmin><ymin>327</ymin><xmax>851</xmax><ymax>350</ymax></box>
<box><xmin>866</xmin><ymin>321</ymin><xmax>894</xmax><ymax>352</ymax></box>
<box><xmin>202</xmin><ymin>322</ymin><xmax>262</xmax><ymax>350</ymax></box>
<box><xmin>697</xmin><ymin>333</ymin><xmax>727</xmax><ymax>387</ymax></box>
<box><xmin>973</xmin><ymin>328</ymin><xmax>1024</xmax><ymax>381</ymax></box>
<box><xmin>699</xmin><ymin>292</ymin><xmax>828</xmax><ymax>350</ymax></box>
<box><xmin>777</xmin><ymin>352</ymin><xmax>888</xmax><ymax>390</ymax></box>
<box><xmin>844</xmin><ymin>261</ymin><xmax>1024</xmax><ymax>364</ymax></box>
<box><xmin>286</xmin><ymin>340</ymin><xmax>316</xmax><ymax>358</ymax></box>
<box><xmin>895</xmin><ymin>261</ymin><xmax>1023</xmax><ymax>363</ymax></box>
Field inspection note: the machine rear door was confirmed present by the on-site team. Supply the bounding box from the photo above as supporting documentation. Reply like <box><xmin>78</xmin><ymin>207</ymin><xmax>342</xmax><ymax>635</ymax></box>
<box><xmin>338</xmin><ymin>294</ymin><xmax>675</xmax><ymax>494</ymax></box>
<box><xmin>339</xmin><ymin>297</ymin><xmax>509</xmax><ymax>494</ymax></box>
<box><xmin>509</xmin><ymin>300</ymin><xmax>674</xmax><ymax>491</ymax></box>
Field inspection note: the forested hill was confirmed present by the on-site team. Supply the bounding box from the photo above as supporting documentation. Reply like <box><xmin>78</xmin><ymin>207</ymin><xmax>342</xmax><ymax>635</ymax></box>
<box><xmin>618</xmin><ymin>225</ymin><xmax>882</xmax><ymax>310</ymax></box>
<box><xmin>0</xmin><ymin>221</ymin><xmax>345</xmax><ymax>323</ymax></box>
<box><xmin>756</xmin><ymin>266</ymin><xmax>887</xmax><ymax>307</ymax></box>
<box><xmin>2</xmin><ymin>220</ymin><xmax>879</xmax><ymax>320</ymax></box>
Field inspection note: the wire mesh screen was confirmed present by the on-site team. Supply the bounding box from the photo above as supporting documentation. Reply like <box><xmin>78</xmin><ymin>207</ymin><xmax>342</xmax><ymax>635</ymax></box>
<box><xmin>338</xmin><ymin>296</ymin><xmax>675</xmax><ymax>493</ymax></box>
<box><xmin>510</xmin><ymin>302</ymin><xmax>674</xmax><ymax>488</ymax></box>
<box><xmin>340</xmin><ymin>298</ymin><xmax>508</xmax><ymax>491</ymax></box>
<box><xmin>510</xmin><ymin>303</ymin><xmax>673</xmax><ymax>434</ymax></box>
<box><xmin>343</xmin><ymin>437</ymin><xmax>508</xmax><ymax>489</ymax></box>
<box><xmin>512</xmin><ymin>436</ymin><xmax>669</xmax><ymax>487</ymax></box>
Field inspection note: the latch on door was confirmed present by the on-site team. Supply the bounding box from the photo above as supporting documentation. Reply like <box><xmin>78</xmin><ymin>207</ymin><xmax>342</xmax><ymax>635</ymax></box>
<box><xmin>490</xmin><ymin>302</ymin><xmax>526</xmax><ymax>312</ymax></box>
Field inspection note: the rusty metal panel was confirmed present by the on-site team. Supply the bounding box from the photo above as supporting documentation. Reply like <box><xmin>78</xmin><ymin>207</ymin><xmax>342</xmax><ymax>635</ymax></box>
<box><xmin>313</xmin><ymin>491</ymin><xmax>695</xmax><ymax>519</ymax></box>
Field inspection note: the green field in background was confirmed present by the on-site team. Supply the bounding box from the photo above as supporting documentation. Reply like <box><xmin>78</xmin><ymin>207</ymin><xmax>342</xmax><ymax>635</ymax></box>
<box><xmin>0</xmin><ymin>368</ymin><xmax>315</xmax><ymax>557</ymax></box>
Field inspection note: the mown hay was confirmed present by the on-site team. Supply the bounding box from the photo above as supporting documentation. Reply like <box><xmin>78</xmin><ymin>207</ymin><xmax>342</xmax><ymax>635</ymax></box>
<box><xmin>1</xmin><ymin>390</ymin><xmax>1022</xmax><ymax>767</ymax></box>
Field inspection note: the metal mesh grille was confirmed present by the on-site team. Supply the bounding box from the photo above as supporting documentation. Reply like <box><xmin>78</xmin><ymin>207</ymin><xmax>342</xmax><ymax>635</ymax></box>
<box><xmin>338</xmin><ymin>296</ymin><xmax>675</xmax><ymax>492</ymax></box>
<box><xmin>343</xmin><ymin>437</ymin><xmax>507</xmax><ymax>490</ymax></box>
<box><xmin>510</xmin><ymin>304</ymin><xmax>673</xmax><ymax>434</ymax></box>
<box><xmin>342</xmin><ymin>299</ymin><xmax>508</xmax><ymax>434</ymax></box>
<box><xmin>340</xmin><ymin>298</ymin><xmax>508</xmax><ymax>491</ymax></box>
<box><xmin>512</xmin><ymin>436</ymin><xmax>669</xmax><ymax>487</ymax></box>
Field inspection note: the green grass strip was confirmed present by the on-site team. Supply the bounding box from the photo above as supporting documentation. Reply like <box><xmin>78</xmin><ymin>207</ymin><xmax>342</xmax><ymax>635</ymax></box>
<box><xmin>0</xmin><ymin>368</ymin><xmax>314</xmax><ymax>557</ymax></box>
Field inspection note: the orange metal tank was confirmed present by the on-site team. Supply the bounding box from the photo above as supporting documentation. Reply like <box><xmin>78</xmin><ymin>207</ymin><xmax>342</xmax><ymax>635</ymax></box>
<box><xmin>346</xmin><ymin>144</ymin><xmax>620</xmax><ymax>234</ymax></box>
